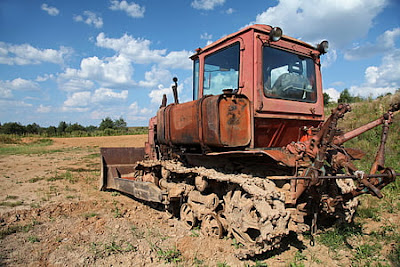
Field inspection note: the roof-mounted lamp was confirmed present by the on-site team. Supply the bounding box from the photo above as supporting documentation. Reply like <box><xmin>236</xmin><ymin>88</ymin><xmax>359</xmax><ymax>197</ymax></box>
<box><xmin>269</xmin><ymin>27</ymin><xmax>283</xmax><ymax>42</ymax></box>
<box><xmin>317</xmin><ymin>40</ymin><xmax>329</xmax><ymax>54</ymax></box>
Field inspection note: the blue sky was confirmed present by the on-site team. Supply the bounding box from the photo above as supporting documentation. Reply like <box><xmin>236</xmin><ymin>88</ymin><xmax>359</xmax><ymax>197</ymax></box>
<box><xmin>0</xmin><ymin>0</ymin><xmax>399</xmax><ymax>127</ymax></box>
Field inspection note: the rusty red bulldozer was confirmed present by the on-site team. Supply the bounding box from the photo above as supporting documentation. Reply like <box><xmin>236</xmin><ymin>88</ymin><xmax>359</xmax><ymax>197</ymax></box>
<box><xmin>100</xmin><ymin>24</ymin><xmax>399</xmax><ymax>257</ymax></box>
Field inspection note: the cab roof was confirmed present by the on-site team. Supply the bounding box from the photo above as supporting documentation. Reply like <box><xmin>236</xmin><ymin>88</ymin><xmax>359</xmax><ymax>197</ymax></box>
<box><xmin>191</xmin><ymin>24</ymin><xmax>316</xmax><ymax>59</ymax></box>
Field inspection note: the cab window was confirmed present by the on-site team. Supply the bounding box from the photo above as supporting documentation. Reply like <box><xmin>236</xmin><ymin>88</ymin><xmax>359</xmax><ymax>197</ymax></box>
<box><xmin>263</xmin><ymin>46</ymin><xmax>317</xmax><ymax>102</ymax></box>
<box><xmin>203</xmin><ymin>43</ymin><xmax>240</xmax><ymax>95</ymax></box>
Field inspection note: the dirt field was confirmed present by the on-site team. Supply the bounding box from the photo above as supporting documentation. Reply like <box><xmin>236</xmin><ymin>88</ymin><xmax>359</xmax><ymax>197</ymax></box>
<box><xmin>0</xmin><ymin>135</ymin><xmax>398</xmax><ymax>266</ymax></box>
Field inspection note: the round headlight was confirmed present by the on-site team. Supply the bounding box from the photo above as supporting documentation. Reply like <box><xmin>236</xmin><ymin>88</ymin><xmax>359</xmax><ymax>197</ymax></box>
<box><xmin>269</xmin><ymin>27</ymin><xmax>283</xmax><ymax>42</ymax></box>
<box><xmin>318</xmin><ymin>40</ymin><xmax>329</xmax><ymax>54</ymax></box>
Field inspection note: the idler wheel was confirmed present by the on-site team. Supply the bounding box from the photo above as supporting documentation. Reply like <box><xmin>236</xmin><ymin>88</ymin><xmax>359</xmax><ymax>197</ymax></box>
<box><xmin>201</xmin><ymin>213</ymin><xmax>223</xmax><ymax>238</ymax></box>
<box><xmin>180</xmin><ymin>203</ymin><xmax>197</xmax><ymax>229</ymax></box>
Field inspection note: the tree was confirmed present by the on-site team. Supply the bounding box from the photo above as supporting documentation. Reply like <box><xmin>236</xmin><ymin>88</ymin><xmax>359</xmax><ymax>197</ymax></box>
<box><xmin>57</xmin><ymin>121</ymin><xmax>67</xmax><ymax>135</ymax></box>
<box><xmin>0</xmin><ymin>122</ymin><xmax>26</xmax><ymax>135</ymax></box>
<box><xmin>26</xmin><ymin>123</ymin><xmax>41</xmax><ymax>134</ymax></box>
<box><xmin>65</xmin><ymin>123</ymin><xmax>86</xmax><ymax>133</ymax></box>
<box><xmin>323</xmin><ymin>92</ymin><xmax>330</xmax><ymax>105</ymax></box>
<box><xmin>99</xmin><ymin>117</ymin><xmax>115</xmax><ymax>130</ymax></box>
<box><xmin>114</xmin><ymin>117</ymin><xmax>127</xmax><ymax>130</ymax></box>
<box><xmin>46</xmin><ymin>126</ymin><xmax>57</xmax><ymax>137</ymax></box>
<box><xmin>338</xmin><ymin>89</ymin><xmax>352</xmax><ymax>103</ymax></box>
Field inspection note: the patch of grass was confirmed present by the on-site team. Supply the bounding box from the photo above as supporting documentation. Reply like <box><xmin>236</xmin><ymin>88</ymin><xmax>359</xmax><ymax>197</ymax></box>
<box><xmin>0</xmin><ymin>201</ymin><xmax>24</xmax><ymax>207</ymax></box>
<box><xmin>216</xmin><ymin>262</ymin><xmax>230</xmax><ymax>267</ymax></box>
<box><xmin>0</xmin><ymin>221</ymin><xmax>40</xmax><ymax>239</ymax></box>
<box><xmin>5</xmin><ymin>195</ymin><xmax>18</xmax><ymax>200</ymax></box>
<box><xmin>29</xmin><ymin>176</ymin><xmax>44</xmax><ymax>183</ymax></box>
<box><xmin>352</xmin><ymin>243</ymin><xmax>382</xmax><ymax>266</ymax></box>
<box><xmin>27</xmin><ymin>235</ymin><xmax>40</xmax><ymax>243</ymax></box>
<box><xmin>84</xmin><ymin>153</ymin><xmax>100</xmax><ymax>159</ymax></box>
<box><xmin>246</xmin><ymin>260</ymin><xmax>268</xmax><ymax>267</ymax></box>
<box><xmin>90</xmin><ymin>241</ymin><xmax>136</xmax><ymax>258</ymax></box>
<box><xmin>289</xmin><ymin>251</ymin><xmax>307</xmax><ymax>267</ymax></box>
<box><xmin>0</xmin><ymin>138</ymin><xmax>60</xmax><ymax>155</ymax></box>
<box><xmin>111</xmin><ymin>201</ymin><xmax>123</xmax><ymax>218</ymax></box>
<box><xmin>317</xmin><ymin>223</ymin><xmax>362</xmax><ymax>251</ymax></box>
<box><xmin>0</xmin><ymin>134</ymin><xmax>21</xmax><ymax>144</ymax></box>
<box><xmin>231</xmin><ymin>238</ymin><xmax>244</xmax><ymax>249</ymax></box>
<box><xmin>357</xmin><ymin>206</ymin><xmax>381</xmax><ymax>221</ymax></box>
<box><xmin>131</xmin><ymin>225</ymin><xmax>145</xmax><ymax>239</ymax></box>
<box><xmin>111</xmin><ymin>191</ymin><xmax>121</xmax><ymax>197</ymax></box>
<box><xmin>157</xmin><ymin>246</ymin><xmax>182</xmax><ymax>264</ymax></box>
<box><xmin>190</xmin><ymin>226</ymin><xmax>200</xmax><ymax>237</ymax></box>
<box><xmin>48</xmin><ymin>171</ymin><xmax>77</xmax><ymax>184</ymax></box>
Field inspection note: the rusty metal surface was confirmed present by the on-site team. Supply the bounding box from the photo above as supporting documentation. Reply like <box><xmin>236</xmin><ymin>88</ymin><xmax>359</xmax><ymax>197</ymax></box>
<box><xmin>157</xmin><ymin>94</ymin><xmax>251</xmax><ymax>148</ymax></box>
<box><xmin>100</xmin><ymin>147</ymin><xmax>145</xmax><ymax>191</ymax></box>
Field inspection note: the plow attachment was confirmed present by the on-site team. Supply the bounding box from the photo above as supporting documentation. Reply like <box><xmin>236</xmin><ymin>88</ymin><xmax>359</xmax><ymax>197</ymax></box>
<box><xmin>100</xmin><ymin>147</ymin><xmax>164</xmax><ymax>203</ymax></box>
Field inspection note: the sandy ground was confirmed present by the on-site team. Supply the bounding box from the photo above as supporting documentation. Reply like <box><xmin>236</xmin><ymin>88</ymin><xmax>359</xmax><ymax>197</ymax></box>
<box><xmin>0</xmin><ymin>135</ymin><xmax>396</xmax><ymax>266</ymax></box>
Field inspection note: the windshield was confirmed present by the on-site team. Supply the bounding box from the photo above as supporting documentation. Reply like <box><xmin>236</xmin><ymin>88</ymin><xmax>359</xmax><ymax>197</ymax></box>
<box><xmin>203</xmin><ymin>43</ymin><xmax>240</xmax><ymax>96</ymax></box>
<box><xmin>263</xmin><ymin>46</ymin><xmax>317</xmax><ymax>102</ymax></box>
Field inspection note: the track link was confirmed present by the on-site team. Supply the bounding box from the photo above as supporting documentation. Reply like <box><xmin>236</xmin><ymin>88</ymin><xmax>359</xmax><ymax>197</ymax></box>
<box><xmin>136</xmin><ymin>159</ymin><xmax>291</xmax><ymax>258</ymax></box>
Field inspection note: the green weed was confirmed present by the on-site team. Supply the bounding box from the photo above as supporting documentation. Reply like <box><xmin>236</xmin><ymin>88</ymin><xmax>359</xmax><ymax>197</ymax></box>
<box><xmin>157</xmin><ymin>246</ymin><xmax>182</xmax><ymax>264</ymax></box>
<box><xmin>190</xmin><ymin>226</ymin><xmax>200</xmax><ymax>237</ymax></box>
<box><xmin>0</xmin><ymin>221</ymin><xmax>40</xmax><ymax>239</ymax></box>
<box><xmin>112</xmin><ymin>201</ymin><xmax>123</xmax><ymax>218</ymax></box>
<box><xmin>28</xmin><ymin>177</ymin><xmax>44</xmax><ymax>183</ymax></box>
<box><xmin>27</xmin><ymin>235</ymin><xmax>40</xmax><ymax>243</ymax></box>
<box><xmin>317</xmin><ymin>223</ymin><xmax>362</xmax><ymax>251</ymax></box>
<box><xmin>0</xmin><ymin>201</ymin><xmax>24</xmax><ymax>207</ymax></box>
<box><xmin>131</xmin><ymin>226</ymin><xmax>145</xmax><ymax>239</ymax></box>
<box><xmin>5</xmin><ymin>195</ymin><xmax>18</xmax><ymax>200</ymax></box>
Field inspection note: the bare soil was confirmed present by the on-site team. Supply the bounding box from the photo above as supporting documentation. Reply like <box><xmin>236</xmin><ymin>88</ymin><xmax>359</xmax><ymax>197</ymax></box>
<box><xmin>0</xmin><ymin>135</ymin><xmax>396</xmax><ymax>266</ymax></box>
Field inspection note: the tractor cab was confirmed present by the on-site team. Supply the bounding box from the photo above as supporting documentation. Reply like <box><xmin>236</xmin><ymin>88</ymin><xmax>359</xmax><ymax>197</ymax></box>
<box><xmin>191</xmin><ymin>24</ymin><xmax>328</xmax><ymax>148</ymax></box>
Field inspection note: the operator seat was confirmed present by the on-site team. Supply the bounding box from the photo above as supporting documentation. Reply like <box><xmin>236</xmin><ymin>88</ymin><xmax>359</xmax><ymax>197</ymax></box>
<box><xmin>271</xmin><ymin>61</ymin><xmax>312</xmax><ymax>100</ymax></box>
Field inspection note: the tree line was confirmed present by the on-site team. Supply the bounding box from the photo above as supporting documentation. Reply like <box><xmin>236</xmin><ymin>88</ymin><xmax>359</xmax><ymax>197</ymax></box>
<box><xmin>0</xmin><ymin>117</ymin><xmax>147</xmax><ymax>137</ymax></box>
<box><xmin>323</xmin><ymin>88</ymin><xmax>400</xmax><ymax>105</ymax></box>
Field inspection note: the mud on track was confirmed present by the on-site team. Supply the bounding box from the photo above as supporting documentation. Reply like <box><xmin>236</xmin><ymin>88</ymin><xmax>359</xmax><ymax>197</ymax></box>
<box><xmin>0</xmin><ymin>135</ymin><xmax>396</xmax><ymax>266</ymax></box>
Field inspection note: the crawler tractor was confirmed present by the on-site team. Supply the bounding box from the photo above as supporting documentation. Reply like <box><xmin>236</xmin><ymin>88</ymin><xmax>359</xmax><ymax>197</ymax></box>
<box><xmin>100</xmin><ymin>25</ymin><xmax>399</xmax><ymax>258</ymax></box>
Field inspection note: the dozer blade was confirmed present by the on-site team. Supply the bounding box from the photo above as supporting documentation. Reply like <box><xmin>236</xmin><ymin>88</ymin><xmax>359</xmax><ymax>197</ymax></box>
<box><xmin>100</xmin><ymin>147</ymin><xmax>145</xmax><ymax>191</ymax></box>
<box><xmin>100</xmin><ymin>147</ymin><xmax>164</xmax><ymax>203</ymax></box>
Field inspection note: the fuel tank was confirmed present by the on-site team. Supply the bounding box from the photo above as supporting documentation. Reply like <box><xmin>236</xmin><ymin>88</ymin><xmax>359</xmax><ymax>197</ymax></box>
<box><xmin>157</xmin><ymin>93</ymin><xmax>251</xmax><ymax>148</ymax></box>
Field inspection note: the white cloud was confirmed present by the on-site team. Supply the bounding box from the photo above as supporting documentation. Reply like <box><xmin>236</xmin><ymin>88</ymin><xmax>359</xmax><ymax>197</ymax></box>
<box><xmin>58</xmin><ymin>78</ymin><xmax>95</xmax><ymax>92</ymax></box>
<box><xmin>138</xmin><ymin>66</ymin><xmax>172</xmax><ymax>88</ymax></box>
<box><xmin>253</xmin><ymin>0</ymin><xmax>387</xmax><ymax>48</ymax></box>
<box><xmin>324</xmin><ymin>88</ymin><xmax>341</xmax><ymax>102</ymax></box>
<box><xmin>41</xmin><ymin>3</ymin><xmax>59</xmax><ymax>16</ymax></box>
<box><xmin>149</xmin><ymin>84</ymin><xmax>172</xmax><ymax>104</ymax></box>
<box><xmin>321</xmin><ymin>49</ymin><xmax>337</xmax><ymax>68</ymax></box>
<box><xmin>109</xmin><ymin>0</ymin><xmax>145</xmax><ymax>18</ymax></box>
<box><xmin>191</xmin><ymin>0</ymin><xmax>225</xmax><ymax>10</ymax></box>
<box><xmin>92</xmin><ymin>88</ymin><xmax>128</xmax><ymax>103</ymax></box>
<box><xmin>73</xmin><ymin>11</ymin><xmax>103</xmax><ymax>28</ymax></box>
<box><xmin>96</xmin><ymin>32</ymin><xmax>166</xmax><ymax>64</ymax></box>
<box><xmin>37</xmin><ymin>104</ymin><xmax>52</xmax><ymax>113</ymax></box>
<box><xmin>225</xmin><ymin>8</ymin><xmax>235</xmax><ymax>14</ymax></box>
<box><xmin>0</xmin><ymin>78</ymin><xmax>39</xmax><ymax>92</ymax></box>
<box><xmin>35</xmin><ymin>74</ymin><xmax>54</xmax><ymax>82</ymax></box>
<box><xmin>159</xmin><ymin>51</ymin><xmax>192</xmax><ymax>70</ymax></box>
<box><xmin>96</xmin><ymin>32</ymin><xmax>192</xmax><ymax>69</ymax></box>
<box><xmin>349</xmin><ymin>49</ymin><xmax>400</xmax><ymax>98</ymax></box>
<box><xmin>344</xmin><ymin>28</ymin><xmax>400</xmax><ymax>60</ymax></box>
<box><xmin>0</xmin><ymin>87</ymin><xmax>12</xmax><ymax>98</ymax></box>
<box><xmin>201</xmin><ymin>33</ymin><xmax>212</xmax><ymax>40</ymax></box>
<box><xmin>64</xmin><ymin>91</ymin><xmax>92</xmax><ymax>107</ymax></box>
<box><xmin>148</xmin><ymin>82</ymin><xmax>185</xmax><ymax>105</ymax></box>
<box><xmin>60</xmin><ymin>54</ymin><xmax>134</xmax><ymax>87</ymax></box>
<box><xmin>63</xmin><ymin>88</ymin><xmax>128</xmax><ymax>109</ymax></box>
<box><xmin>0</xmin><ymin>42</ymin><xmax>71</xmax><ymax>65</ymax></box>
